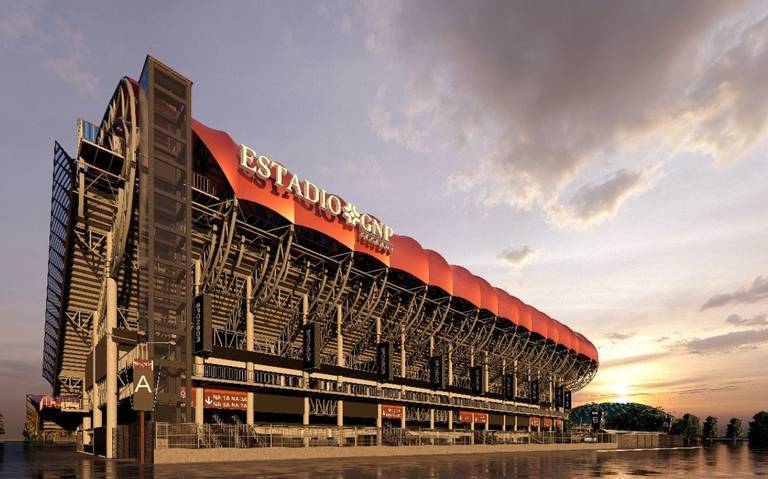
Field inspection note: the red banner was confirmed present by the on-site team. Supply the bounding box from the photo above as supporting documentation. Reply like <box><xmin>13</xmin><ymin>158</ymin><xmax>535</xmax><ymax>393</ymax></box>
<box><xmin>473</xmin><ymin>412</ymin><xmax>488</xmax><ymax>424</ymax></box>
<box><xmin>458</xmin><ymin>411</ymin><xmax>488</xmax><ymax>423</ymax></box>
<box><xmin>458</xmin><ymin>411</ymin><xmax>474</xmax><ymax>423</ymax></box>
<box><xmin>531</xmin><ymin>416</ymin><xmax>541</xmax><ymax>427</ymax></box>
<box><xmin>382</xmin><ymin>404</ymin><xmax>404</xmax><ymax>420</ymax></box>
<box><xmin>542</xmin><ymin>417</ymin><xmax>553</xmax><ymax>428</ymax></box>
<box><xmin>192</xmin><ymin>388</ymin><xmax>248</xmax><ymax>411</ymax></box>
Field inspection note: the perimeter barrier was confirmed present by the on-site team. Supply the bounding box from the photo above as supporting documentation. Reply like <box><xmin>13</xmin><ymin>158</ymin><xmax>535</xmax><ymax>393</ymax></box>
<box><xmin>155</xmin><ymin>423</ymin><xmax>617</xmax><ymax>449</ymax></box>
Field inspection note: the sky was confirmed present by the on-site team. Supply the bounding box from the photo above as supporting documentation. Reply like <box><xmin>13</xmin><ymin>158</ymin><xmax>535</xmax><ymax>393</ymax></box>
<box><xmin>0</xmin><ymin>0</ymin><xmax>767</xmax><ymax>440</ymax></box>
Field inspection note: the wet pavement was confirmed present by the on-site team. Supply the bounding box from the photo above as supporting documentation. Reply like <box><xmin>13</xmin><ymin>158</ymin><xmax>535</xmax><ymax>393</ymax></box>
<box><xmin>1</xmin><ymin>442</ymin><xmax>767</xmax><ymax>478</ymax></box>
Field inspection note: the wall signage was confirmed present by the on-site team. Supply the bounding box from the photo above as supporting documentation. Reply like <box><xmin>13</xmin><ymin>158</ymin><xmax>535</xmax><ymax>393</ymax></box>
<box><xmin>530</xmin><ymin>379</ymin><xmax>539</xmax><ymax>404</ymax></box>
<box><xmin>376</xmin><ymin>342</ymin><xmax>394</xmax><ymax>382</ymax></box>
<box><xmin>239</xmin><ymin>144</ymin><xmax>394</xmax><ymax>253</ymax></box>
<box><xmin>193</xmin><ymin>294</ymin><xmax>212</xmax><ymax>356</ymax></box>
<box><xmin>381</xmin><ymin>404</ymin><xmax>404</xmax><ymax>420</ymax></box>
<box><xmin>132</xmin><ymin>359</ymin><xmax>155</xmax><ymax>411</ymax></box>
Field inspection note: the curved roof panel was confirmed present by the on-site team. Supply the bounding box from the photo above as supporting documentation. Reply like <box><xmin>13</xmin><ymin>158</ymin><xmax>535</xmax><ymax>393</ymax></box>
<box><xmin>192</xmin><ymin>117</ymin><xmax>597</xmax><ymax>360</ymax></box>
<box><xmin>389</xmin><ymin>235</ymin><xmax>430</xmax><ymax>284</ymax></box>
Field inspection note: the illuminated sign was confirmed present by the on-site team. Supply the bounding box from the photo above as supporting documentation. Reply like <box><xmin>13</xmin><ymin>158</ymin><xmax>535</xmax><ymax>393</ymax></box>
<box><xmin>239</xmin><ymin>144</ymin><xmax>394</xmax><ymax>253</ymax></box>
<box><xmin>382</xmin><ymin>404</ymin><xmax>404</xmax><ymax>420</ymax></box>
<box><xmin>191</xmin><ymin>388</ymin><xmax>248</xmax><ymax>411</ymax></box>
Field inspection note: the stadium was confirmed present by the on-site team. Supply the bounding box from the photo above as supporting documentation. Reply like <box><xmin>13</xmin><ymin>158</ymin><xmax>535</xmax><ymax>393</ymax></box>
<box><xmin>38</xmin><ymin>56</ymin><xmax>598</xmax><ymax>460</ymax></box>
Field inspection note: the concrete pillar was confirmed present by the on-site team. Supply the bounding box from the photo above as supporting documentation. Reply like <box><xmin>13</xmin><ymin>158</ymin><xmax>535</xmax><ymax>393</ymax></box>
<box><xmin>246</xmin><ymin>276</ymin><xmax>254</xmax><ymax>426</ymax></box>
<box><xmin>302</xmin><ymin>294</ymin><xmax>309</xmax><ymax>441</ymax></box>
<box><xmin>514</xmin><ymin>415</ymin><xmax>518</xmax><ymax>432</ymax></box>
<box><xmin>429</xmin><ymin>409</ymin><xmax>435</xmax><ymax>430</ymax></box>
<box><xmin>483</xmin><ymin>351</ymin><xmax>489</xmax><ymax>393</ymax></box>
<box><xmin>399</xmin><ymin>328</ymin><xmax>406</xmax><ymax>377</ymax></box>
<box><xmin>336</xmin><ymin>305</ymin><xmax>344</xmax><ymax>367</ymax></box>
<box><xmin>448</xmin><ymin>411</ymin><xmax>453</xmax><ymax>430</ymax></box>
<box><xmin>337</xmin><ymin>399</ymin><xmax>344</xmax><ymax>445</ymax></box>
<box><xmin>447</xmin><ymin>345</ymin><xmax>453</xmax><ymax>386</ymax></box>
<box><xmin>303</xmin><ymin>396</ymin><xmax>310</xmax><ymax>425</ymax></box>
<box><xmin>105</xmin><ymin>276</ymin><xmax>117</xmax><ymax>458</ymax></box>
<box><xmin>502</xmin><ymin>415</ymin><xmax>506</xmax><ymax>432</ymax></box>
<box><xmin>194</xmin><ymin>260</ymin><xmax>204</xmax><ymax>426</ymax></box>
<box><xmin>91</xmin><ymin>307</ymin><xmax>102</xmax><ymax>430</ymax></box>
<box><xmin>429</xmin><ymin>336</ymin><xmax>435</xmax><ymax>430</ymax></box>
<box><xmin>376</xmin><ymin>404</ymin><xmax>382</xmax><ymax>445</ymax></box>
<box><xmin>401</xmin><ymin>407</ymin><xmax>406</xmax><ymax>429</ymax></box>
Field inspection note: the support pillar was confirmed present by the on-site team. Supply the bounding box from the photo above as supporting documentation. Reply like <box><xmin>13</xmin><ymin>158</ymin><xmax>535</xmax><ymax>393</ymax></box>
<box><xmin>337</xmin><ymin>399</ymin><xmax>344</xmax><ymax>446</ymax></box>
<box><xmin>91</xmin><ymin>307</ymin><xmax>102</xmax><ymax>431</ymax></box>
<box><xmin>246</xmin><ymin>276</ymin><xmax>254</xmax><ymax>426</ymax></box>
<box><xmin>105</xmin><ymin>276</ymin><xmax>117</xmax><ymax>459</ymax></box>
<box><xmin>376</xmin><ymin>404</ymin><xmax>382</xmax><ymax>446</ymax></box>
<box><xmin>194</xmin><ymin>260</ymin><xmax>204</xmax><ymax>426</ymax></box>
<box><xmin>336</xmin><ymin>305</ymin><xmax>344</xmax><ymax>367</ymax></box>
<box><xmin>429</xmin><ymin>336</ymin><xmax>435</xmax><ymax>430</ymax></box>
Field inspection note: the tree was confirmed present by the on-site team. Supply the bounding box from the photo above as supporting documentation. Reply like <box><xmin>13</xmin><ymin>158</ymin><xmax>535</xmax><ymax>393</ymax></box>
<box><xmin>670</xmin><ymin>413</ymin><xmax>701</xmax><ymax>440</ymax></box>
<box><xmin>726</xmin><ymin>418</ymin><xmax>743</xmax><ymax>439</ymax></box>
<box><xmin>702</xmin><ymin>416</ymin><xmax>718</xmax><ymax>440</ymax></box>
<box><xmin>570</xmin><ymin>402</ymin><xmax>671</xmax><ymax>431</ymax></box>
<box><xmin>0</xmin><ymin>413</ymin><xmax>5</xmax><ymax>435</ymax></box>
<box><xmin>748</xmin><ymin>411</ymin><xmax>768</xmax><ymax>444</ymax></box>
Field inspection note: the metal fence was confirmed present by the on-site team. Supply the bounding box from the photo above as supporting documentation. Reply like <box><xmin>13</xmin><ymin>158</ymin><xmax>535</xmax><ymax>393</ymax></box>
<box><xmin>155</xmin><ymin>423</ymin><xmax>617</xmax><ymax>449</ymax></box>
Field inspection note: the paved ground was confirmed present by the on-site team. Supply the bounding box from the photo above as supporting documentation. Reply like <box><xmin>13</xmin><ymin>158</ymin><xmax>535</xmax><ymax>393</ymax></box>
<box><xmin>1</xmin><ymin>441</ymin><xmax>766</xmax><ymax>478</ymax></box>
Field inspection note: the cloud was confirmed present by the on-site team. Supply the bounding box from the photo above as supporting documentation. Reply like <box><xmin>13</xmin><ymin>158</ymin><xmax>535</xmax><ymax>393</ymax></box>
<box><xmin>361</xmin><ymin>1</ymin><xmax>768</xmax><ymax>229</ymax></box>
<box><xmin>0</xmin><ymin>3</ymin><xmax>99</xmax><ymax>97</ymax></box>
<box><xmin>498</xmin><ymin>245</ymin><xmax>537</xmax><ymax>267</ymax></box>
<box><xmin>605</xmin><ymin>331</ymin><xmax>636</xmax><ymax>343</ymax></box>
<box><xmin>656</xmin><ymin>336</ymin><xmax>671</xmax><ymax>342</ymax></box>
<box><xmin>701</xmin><ymin>275</ymin><xmax>768</xmax><ymax>310</ymax></box>
<box><xmin>725</xmin><ymin>313</ymin><xmax>768</xmax><ymax>326</ymax></box>
<box><xmin>678</xmin><ymin>328</ymin><xmax>768</xmax><ymax>354</ymax></box>
<box><xmin>600</xmin><ymin>352</ymin><xmax>669</xmax><ymax>369</ymax></box>
<box><xmin>547</xmin><ymin>166</ymin><xmax>661</xmax><ymax>228</ymax></box>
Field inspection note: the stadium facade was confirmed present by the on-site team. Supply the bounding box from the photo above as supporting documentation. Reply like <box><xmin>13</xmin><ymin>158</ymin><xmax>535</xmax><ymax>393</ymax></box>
<box><xmin>40</xmin><ymin>56</ymin><xmax>598</xmax><ymax>459</ymax></box>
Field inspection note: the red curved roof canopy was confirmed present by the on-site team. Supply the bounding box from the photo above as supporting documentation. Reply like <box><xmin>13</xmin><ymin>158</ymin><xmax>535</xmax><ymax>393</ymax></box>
<box><xmin>529</xmin><ymin>306</ymin><xmax>549</xmax><ymax>338</ymax></box>
<box><xmin>389</xmin><ymin>235</ymin><xmax>429</xmax><ymax>284</ymax></box>
<box><xmin>192</xmin><ymin>117</ymin><xmax>597</xmax><ymax>360</ymax></box>
<box><xmin>450</xmin><ymin>265</ymin><xmax>482</xmax><ymax>307</ymax></box>
<box><xmin>424</xmin><ymin>250</ymin><xmax>452</xmax><ymax>295</ymax></box>
<box><xmin>495</xmin><ymin>288</ymin><xmax>520</xmax><ymax>326</ymax></box>
<box><xmin>476</xmin><ymin>277</ymin><xmax>499</xmax><ymax>316</ymax></box>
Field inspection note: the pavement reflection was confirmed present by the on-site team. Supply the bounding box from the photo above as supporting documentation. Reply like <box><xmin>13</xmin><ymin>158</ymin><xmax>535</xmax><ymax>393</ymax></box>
<box><xmin>1</xmin><ymin>442</ymin><xmax>766</xmax><ymax>478</ymax></box>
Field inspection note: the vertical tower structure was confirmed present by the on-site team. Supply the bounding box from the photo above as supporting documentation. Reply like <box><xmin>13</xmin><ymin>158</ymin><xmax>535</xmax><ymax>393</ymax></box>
<box><xmin>137</xmin><ymin>57</ymin><xmax>193</xmax><ymax>422</ymax></box>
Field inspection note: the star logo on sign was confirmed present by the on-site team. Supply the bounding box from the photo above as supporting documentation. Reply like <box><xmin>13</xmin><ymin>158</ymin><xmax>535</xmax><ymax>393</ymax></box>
<box><xmin>342</xmin><ymin>203</ymin><xmax>361</xmax><ymax>226</ymax></box>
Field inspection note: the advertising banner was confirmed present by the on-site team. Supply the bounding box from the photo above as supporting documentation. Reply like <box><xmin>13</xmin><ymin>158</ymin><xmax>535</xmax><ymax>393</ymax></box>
<box><xmin>530</xmin><ymin>379</ymin><xmax>539</xmax><ymax>404</ymax></box>
<box><xmin>376</xmin><ymin>342</ymin><xmax>394</xmax><ymax>382</ymax></box>
<box><xmin>470</xmin><ymin>365</ymin><xmax>484</xmax><ymax>396</ymax></box>
<box><xmin>429</xmin><ymin>354</ymin><xmax>447</xmax><ymax>390</ymax></box>
<box><xmin>502</xmin><ymin>373</ymin><xmax>515</xmax><ymax>400</ymax></box>
<box><xmin>564</xmin><ymin>390</ymin><xmax>572</xmax><ymax>410</ymax></box>
<box><xmin>303</xmin><ymin>322</ymin><xmax>321</xmax><ymax>370</ymax></box>
<box><xmin>554</xmin><ymin>385</ymin><xmax>564</xmax><ymax>408</ymax></box>
<box><xmin>193</xmin><ymin>294</ymin><xmax>212</xmax><ymax>356</ymax></box>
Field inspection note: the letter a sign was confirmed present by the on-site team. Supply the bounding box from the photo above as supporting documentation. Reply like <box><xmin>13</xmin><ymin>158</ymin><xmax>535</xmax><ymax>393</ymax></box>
<box><xmin>132</xmin><ymin>359</ymin><xmax>155</xmax><ymax>411</ymax></box>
